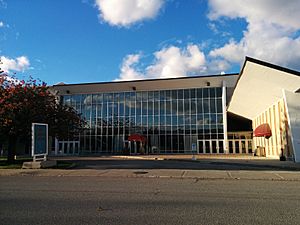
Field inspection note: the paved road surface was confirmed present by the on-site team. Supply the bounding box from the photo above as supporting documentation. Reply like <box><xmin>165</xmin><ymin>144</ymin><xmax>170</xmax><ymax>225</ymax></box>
<box><xmin>1</xmin><ymin>176</ymin><xmax>300</xmax><ymax>225</ymax></box>
<box><xmin>65</xmin><ymin>158</ymin><xmax>298</xmax><ymax>171</ymax></box>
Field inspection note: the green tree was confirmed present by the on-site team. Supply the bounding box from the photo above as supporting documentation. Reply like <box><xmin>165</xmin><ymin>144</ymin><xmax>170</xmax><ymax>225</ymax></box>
<box><xmin>0</xmin><ymin>64</ymin><xmax>85</xmax><ymax>163</ymax></box>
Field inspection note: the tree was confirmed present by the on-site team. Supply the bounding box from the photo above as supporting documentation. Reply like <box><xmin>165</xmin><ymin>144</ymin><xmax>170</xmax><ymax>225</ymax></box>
<box><xmin>0</xmin><ymin>65</ymin><xmax>85</xmax><ymax>163</ymax></box>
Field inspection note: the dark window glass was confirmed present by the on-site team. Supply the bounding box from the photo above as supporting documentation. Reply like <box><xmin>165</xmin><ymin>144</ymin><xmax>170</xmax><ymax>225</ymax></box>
<box><xmin>178</xmin><ymin>100</ymin><xmax>184</xmax><ymax>115</ymax></box>
<box><xmin>136</xmin><ymin>102</ymin><xmax>141</xmax><ymax>115</ymax></box>
<box><xmin>184</xmin><ymin>89</ymin><xmax>190</xmax><ymax>99</ymax></box>
<box><xmin>142</xmin><ymin>116</ymin><xmax>147</xmax><ymax>126</ymax></box>
<box><xmin>172</xmin><ymin>100</ymin><xmax>177</xmax><ymax>114</ymax></box>
<box><xmin>191</xmin><ymin>100</ymin><xmax>196</xmax><ymax>114</ymax></box>
<box><xmin>130</xmin><ymin>92</ymin><xmax>136</xmax><ymax>101</ymax></box>
<box><xmin>203</xmin><ymin>114</ymin><xmax>210</xmax><ymax>125</ymax></box>
<box><xmin>125</xmin><ymin>92</ymin><xmax>131</xmax><ymax>102</ymax></box>
<box><xmin>160</xmin><ymin>115</ymin><xmax>165</xmax><ymax>126</ymax></box>
<box><xmin>148</xmin><ymin>91</ymin><xmax>154</xmax><ymax>101</ymax></box>
<box><xmin>197</xmin><ymin>99</ymin><xmax>203</xmax><ymax>113</ymax></box>
<box><xmin>154</xmin><ymin>116</ymin><xmax>159</xmax><ymax>126</ymax></box>
<box><xmin>148</xmin><ymin>102</ymin><xmax>153</xmax><ymax>115</ymax></box>
<box><xmin>178</xmin><ymin>115</ymin><xmax>184</xmax><ymax>125</ymax></box>
<box><xmin>119</xmin><ymin>93</ymin><xmax>125</xmax><ymax>102</ymax></box>
<box><xmin>172</xmin><ymin>116</ymin><xmax>178</xmax><ymax>126</ymax></box>
<box><xmin>203</xmin><ymin>88</ymin><xmax>209</xmax><ymax>98</ymax></box>
<box><xmin>166</xmin><ymin>115</ymin><xmax>172</xmax><ymax>126</ymax></box>
<box><xmin>160</xmin><ymin>101</ymin><xmax>165</xmax><ymax>115</ymax></box>
<box><xmin>116</xmin><ymin>92</ymin><xmax>122</xmax><ymax>102</ymax></box>
<box><xmin>103</xmin><ymin>93</ymin><xmax>109</xmax><ymax>103</ymax></box>
<box><xmin>172</xmin><ymin>135</ymin><xmax>178</xmax><ymax>151</ymax></box>
<box><xmin>166</xmin><ymin>90</ymin><xmax>171</xmax><ymax>100</ymax></box>
<box><xmin>185</xmin><ymin>115</ymin><xmax>191</xmax><ymax>125</ymax></box>
<box><xmin>171</xmin><ymin>90</ymin><xmax>177</xmax><ymax>99</ymax></box>
<box><xmin>130</xmin><ymin>101</ymin><xmax>135</xmax><ymax>116</ymax></box>
<box><xmin>136</xmin><ymin>92</ymin><xmax>142</xmax><ymax>101</ymax></box>
<box><xmin>191</xmin><ymin>125</ymin><xmax>197</xmax><ymax>134</ymax></box>
<box><xmin>191</xmin><ymin>115</ymin><xmax>196</xmax><ymax>125</ymax></box>
<box><xmin>119</xmin><ymin>103</ymin><xmax>124</xmax><ymax>116</ymax></box>
<box><xmin>184</xmin><ymin>101</ymin><xmax>191</xmax><ymax>114</ymax></box>
<box><xmin>210</xmin><ymin>88</ymin><xmax>216</xmax><ymax>98</ymax></box>
<box><xmin>197</xmin><ymin>89</ymin><xmax>202</xmax><ymax>98</ymax></box>
<box><xmin>216</xmin><ymin>87</ymin><xmax>222</xmax><ymax>97</ymax></box>
<box><xmin>216</xmin><ymin>99</ymin><xmax>223</xmax><ymax>113</ymax></box>
<box><xmin>154</xmin><ymin>101</ymin><xmax>159</xmax><ymax>114</ymax></box>
<box><xmin>148</xmin><ymin>116</ymin><xmax>153</xmax><ymax>126</ymax></box>
<box><xmin>102</xmin><ymin>103</ymin><xmax>108</xmax><ymax>117</ymax></box>
<box><xmin>178</xmin><ymin>90</ymin><xmax>183</xmax><ymax>99</ymax></box>
<box><xmin>154</xmin><ymin>91</ymin><xmax>159</xmax><ymax>101</ymax></box>
<box><xmin>142</xmin><ymin>92</ymin><xmax>148</xmax><ymax>101</ymax></box>
<box><xmin>160</xmin><ymin>90</ymin><xmax>166</xmax><ymax>101</ymax></box>
<box><xmin>166</xmin><ymin>101</ymin><xmax>171</xmax><ymax>115</ymax></box>
<box><xmin>179</xmin><ymin>135</ymin><xmax>184</xmax><ymax>150</ymax></box>
<box><xmin>92</xmin><ymin>94</ymin><xmax>101</xmax><ymax>104</ymax></box>
<box><xmin>142</xmin><ymin>101</ymin><xmax>148</xmax><ymax>115</ymax></box>
<box><xmin>217</xmin><ymin>114</ymin><xmax>223</xmax><ymax>124</ymax></box>
<box><xmin>210</xmin><ymin>114</ymin><xmax>217</xmax><ymax>125</ymax></box>
<box><xmin>190</xmin><ymin>89</ymin><xmax>196</xmax><ymax>98</ymax></box>
<box><xmin>197</xmin><ymin>114</ymin><xmax>204</xmax><ymax>125</ymax></box>
<box><xmin>125</xmin><ymin>103</ymin><xmax>130</xmax><ymax>116</ymax></box>
<box><xmin>136</xmin><ymin>115</ymin><xmax>141</xmax><ymax>126</ymax></box>
<box><xmin>203</xmin><ymin>99</ymin><xmax>209</xmax><ymax>113</ymax></box>
<box><xmin>97</xmin><ymin>104</ymin><xmax>102</xmax><ymax>118</ymax></box>
<box><xmin>210</xmin><ymin>98</ymin><xmax>216</xmax><ymax>113</ymax></box>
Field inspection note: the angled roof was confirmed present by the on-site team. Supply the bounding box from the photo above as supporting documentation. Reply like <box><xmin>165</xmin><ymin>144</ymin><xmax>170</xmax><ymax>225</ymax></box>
<box><xmin>228</xmin><ymin>57</ymin><xmax>300</xmax><ymax>119</ymax></box>
<box><xmin>53</xmin><ymin>73</ymin><xmax>239</xmax><ymax>95</ymax></box>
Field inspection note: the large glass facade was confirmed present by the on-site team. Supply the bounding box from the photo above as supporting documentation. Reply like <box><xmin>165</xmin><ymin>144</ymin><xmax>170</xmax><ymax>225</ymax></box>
<box><xmin>62</xmin><ymin>87</ymin><xmax>224</xmax><ymax>154</ymax></box>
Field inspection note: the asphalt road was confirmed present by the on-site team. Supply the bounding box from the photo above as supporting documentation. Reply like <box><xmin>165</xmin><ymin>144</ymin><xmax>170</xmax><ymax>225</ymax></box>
<box><xmin>1</xmin><ymin>176</ymin><xmax>300</xmax><ymax>225</ymax></box>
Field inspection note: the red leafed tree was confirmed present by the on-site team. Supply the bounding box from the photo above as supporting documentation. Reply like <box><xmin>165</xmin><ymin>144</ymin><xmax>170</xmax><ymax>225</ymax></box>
<box><xmin>0</xmin><ymin>67</ymin><xmax>85</xmax><ymax>163</ymax></box>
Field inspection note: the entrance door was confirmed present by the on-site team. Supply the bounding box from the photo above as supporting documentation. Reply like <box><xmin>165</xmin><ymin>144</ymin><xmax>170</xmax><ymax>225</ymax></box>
<box><xmin>129</xmin><ymin>141</ymin><xmax>144</xmax><ymax>155</ymax></box>
<box><xmin>198</xmin><ymin>140</ymin><xmax>224</xmax><ymax>154</ymax></box>
<box><xmin>123</xmin><ymin>141</ymin><xmax>131</xmax><ymax>155</ymax></box>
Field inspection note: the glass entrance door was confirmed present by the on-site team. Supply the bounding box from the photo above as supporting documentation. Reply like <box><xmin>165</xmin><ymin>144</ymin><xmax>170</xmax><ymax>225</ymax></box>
<box><xmin>197</xmin><ymin>140</ymin><xmax>224</xmax><ymax>154</ymax></box>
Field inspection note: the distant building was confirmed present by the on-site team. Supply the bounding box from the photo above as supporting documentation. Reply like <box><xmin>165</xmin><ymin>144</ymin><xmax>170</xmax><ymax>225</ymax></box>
<box><xmin>52</xmin><ymin>57</ymin><xmax>300</xmax><ymax>162</ymax></box>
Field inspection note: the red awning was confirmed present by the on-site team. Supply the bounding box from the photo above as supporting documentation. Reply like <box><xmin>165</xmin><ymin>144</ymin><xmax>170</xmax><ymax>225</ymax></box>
<box><xmin>128</xmin><ymin>134</ymin><xmax>147</xmax><ymax>143</ymax></box>
<box><xmin>254</xmin><ymin>123</ymin><xmax>272</xmax><ymax>138</ymax></box>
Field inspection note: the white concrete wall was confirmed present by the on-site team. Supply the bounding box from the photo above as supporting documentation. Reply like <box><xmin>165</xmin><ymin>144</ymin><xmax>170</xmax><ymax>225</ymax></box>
<box><xmin>283</xmin><ymin>90</ymin><xmax>300</xmax><ymax>162</ymax></box>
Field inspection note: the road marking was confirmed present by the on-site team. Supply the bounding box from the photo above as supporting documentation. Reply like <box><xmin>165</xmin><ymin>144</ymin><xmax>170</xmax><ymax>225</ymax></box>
<box><xmin>274</xmin><ymin>173</ymin><xmax>284</xmax><ymax>179</ymax></box>
<box><xmin>227</xmin><ymin>171</ymin><xmax>234</xmax><ymax>179</ymax></box>
<box><xmin>181</xmin><ymin>170</ymin><xmax>187</xmax><ymax>178</ymax></box>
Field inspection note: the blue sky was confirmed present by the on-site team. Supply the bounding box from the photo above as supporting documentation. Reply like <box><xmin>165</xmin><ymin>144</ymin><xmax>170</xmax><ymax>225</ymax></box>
<box><xmin>0</xmin><ymin>0</ymin><xmax>300</xmax><ymax>85</ymax></box>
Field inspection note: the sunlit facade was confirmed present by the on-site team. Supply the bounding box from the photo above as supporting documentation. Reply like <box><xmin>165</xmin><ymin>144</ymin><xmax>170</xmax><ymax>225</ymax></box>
<box><xmin>62</xmin><ymin>87</ymin><xmax>225</xmax><ymax>154</ymax></box>
<box><xmin>53</xmin><ymin>74</ymin><xmax>238</xmax><ymax>155</ymax></box>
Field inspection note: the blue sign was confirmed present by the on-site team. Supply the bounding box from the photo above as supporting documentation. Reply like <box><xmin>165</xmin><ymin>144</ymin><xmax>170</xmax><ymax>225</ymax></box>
<box><xmin>32</xmin><ymin>123</ymin><xmax>48</xmax><ymax>156</ymax></box>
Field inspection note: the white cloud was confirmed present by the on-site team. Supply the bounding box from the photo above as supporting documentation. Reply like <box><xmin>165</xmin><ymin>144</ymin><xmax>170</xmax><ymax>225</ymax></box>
<box><xmin>0</xmin><ymin>21</ymin><xmax>4</xmax><ymax>28</ymax></box>
<box><xmin>118</xmin><ymin>54</ymin><xmax>145</xmax><ymax>80</ymax></box>
<box><xmin>0</xmin><ymin>56</ymin><xmax>30</xmax><ymax>73</ymax></box>
<box><xmin>117</xmin><ymin>44</ymin><xmax>208</xmax><ymax>81</ymax></box>
<box><xmin>95</xmin><ymin>0</ymin><xmax>164</xmax><ymax>27</ymax></box>
<box><xmin>207</xmin><ymin>0</ymin><xmax>300</xmax><ymax>69</ymax></box>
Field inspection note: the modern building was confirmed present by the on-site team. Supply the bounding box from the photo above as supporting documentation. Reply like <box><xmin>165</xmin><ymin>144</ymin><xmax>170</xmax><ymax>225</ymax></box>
<box><xmin>52</xmin><ymin>57</ymin><xmax>300</xmax><ymax>162</ymax></box>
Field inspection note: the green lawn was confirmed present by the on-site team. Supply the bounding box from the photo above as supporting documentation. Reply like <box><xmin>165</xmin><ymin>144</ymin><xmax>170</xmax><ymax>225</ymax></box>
<box><xmin>0</xmin><ymin>157</ymin><xmax>32</xmax><ymax>169</ymax></box>
<box><xmin>0</xmin><ymin>157</ymin><xmax>75</xmax><ymax>169</ymax></box>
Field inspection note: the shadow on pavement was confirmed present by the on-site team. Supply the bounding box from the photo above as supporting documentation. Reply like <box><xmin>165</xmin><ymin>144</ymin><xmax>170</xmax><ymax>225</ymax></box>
<box><xmin>60</xmin><ymin>159</ymin><xmax>298</xmax><ymax>171</ymax></box>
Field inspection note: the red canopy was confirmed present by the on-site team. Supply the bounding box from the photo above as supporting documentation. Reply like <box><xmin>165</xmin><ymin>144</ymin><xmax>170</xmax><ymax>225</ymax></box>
<box><xmin>128</xmin><ymin>134</ymin><xmax>147</xmax><ymax>143</ymax></box>
<box><xmin>254</xmin><ymin>123</ymin><xmax>272</xmax><ymax>138</ymax></box>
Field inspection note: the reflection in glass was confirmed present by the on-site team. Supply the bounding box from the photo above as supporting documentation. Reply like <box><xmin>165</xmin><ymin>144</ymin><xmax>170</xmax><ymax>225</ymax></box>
<box><xmin>62</xmin><ymin>86</ymin><xmax>225</xmax><ymax>154</ymax></box>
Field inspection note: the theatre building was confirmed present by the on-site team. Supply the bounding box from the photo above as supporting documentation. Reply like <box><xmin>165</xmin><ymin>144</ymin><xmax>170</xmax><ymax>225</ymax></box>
<box><xmin>52</xmin><ymin>57</ymin><xmax>300</xmax><ymax>162</ymax></box>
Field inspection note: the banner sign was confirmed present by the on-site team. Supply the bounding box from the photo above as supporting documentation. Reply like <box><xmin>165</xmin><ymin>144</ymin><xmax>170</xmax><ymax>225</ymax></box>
<box><xmin>32</xmin><ymin>123</ymin><xmax>48</xmax><ymax>157</ymax></box>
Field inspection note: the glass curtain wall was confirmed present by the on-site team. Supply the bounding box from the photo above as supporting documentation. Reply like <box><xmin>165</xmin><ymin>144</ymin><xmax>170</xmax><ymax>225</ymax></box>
<box><xmin>62</xmin><ymin>87</ymin><xmax>224</xmax><ymax>154</ymax></box>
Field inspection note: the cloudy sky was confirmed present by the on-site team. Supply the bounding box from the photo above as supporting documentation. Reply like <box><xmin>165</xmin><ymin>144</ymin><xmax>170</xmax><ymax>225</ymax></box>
<box><xmin>0</xmin><ymin>0</ymin><xmax>300</xmax><ymax>84</ymax></box>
